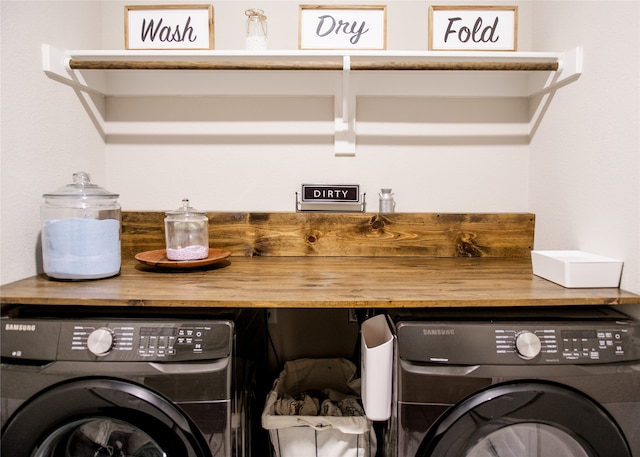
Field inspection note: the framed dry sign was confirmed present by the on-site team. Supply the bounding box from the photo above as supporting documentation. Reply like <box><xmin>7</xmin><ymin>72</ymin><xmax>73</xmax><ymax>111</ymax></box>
<box><xmin>125</xmin><ymin>4</ymin><xmax>214</xmax><ymax>50</ymax></box>
<box><xmin>429</xmin><ymin>6</ymin><xmax>518</xmax><ymax>51</ymax></box>
<box><xmin>299</xmin><ymin>5</ymin><xmax>387</xmax><ymax>50</ymax></box>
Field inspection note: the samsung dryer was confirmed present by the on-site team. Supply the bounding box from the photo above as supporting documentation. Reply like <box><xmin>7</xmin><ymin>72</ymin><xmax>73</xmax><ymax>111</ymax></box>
<box><xmin>390</xmin><ymin>306</ymin><xmax>640</xmax><ymax>457</ymax></box>
<box><xmin>1</xmin><ymin>312</ymin><xmax>255</xmax><ymax>457</ymax></box>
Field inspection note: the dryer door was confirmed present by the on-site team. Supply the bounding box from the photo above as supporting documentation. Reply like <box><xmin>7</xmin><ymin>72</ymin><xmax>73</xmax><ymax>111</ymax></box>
<box><xmin>415</xmin><ymin>381</ymin><xmax>632</xmax><ymax>457</ymax></box>
<box><xmin>1</xmin><ymin>378</ymin><xmax>213</xmax><ymax>457</ymax></box>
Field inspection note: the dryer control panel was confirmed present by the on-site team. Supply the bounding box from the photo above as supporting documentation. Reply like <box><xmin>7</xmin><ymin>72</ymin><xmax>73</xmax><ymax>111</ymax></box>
<box><xmin>1</xmin><ymin>318</ymin><xmax>233</xmax><ymax>362</ymax></box>
<box><xmin>397</xmin><ymin>319</ymin><xmax>640</xmax><ymax>365</ymax></box>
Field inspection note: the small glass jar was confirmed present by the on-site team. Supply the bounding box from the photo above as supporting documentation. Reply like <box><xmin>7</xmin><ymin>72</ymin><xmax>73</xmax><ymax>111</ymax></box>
<box><xmin>379</xmin><ymin>188</ymin><xmax>396</xmax><ymax>214</ymax></box>
<box><xmin>164</xmin><ymin>199</ymin><xmax>209</xmax><ymax>261</ymax></box>
<box><xmin>245</xmin><ymin>9</ymin><xmax>267</xmax><ymax>50</ymax></box>
<box><xmin>41</xmin><ymin>172</ymin><xmax>121</xmax><ymax>280</ymax></box>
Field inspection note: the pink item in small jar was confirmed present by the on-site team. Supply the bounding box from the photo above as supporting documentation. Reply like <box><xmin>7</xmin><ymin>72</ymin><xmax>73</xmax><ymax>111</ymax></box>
<box><xmin>165</xmin><ymin>199</ymin><xmax>209</xmax><ymax>261</ymax></box>
<box><xmin>166</xmin><ymin>245</ymin><xmax>209</xmax><ymax>261</ymax></box>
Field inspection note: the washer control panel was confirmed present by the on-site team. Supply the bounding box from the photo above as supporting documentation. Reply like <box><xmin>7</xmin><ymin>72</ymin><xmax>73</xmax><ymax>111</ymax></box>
<box><xmin>397</xmin><ymin>319</ymin><xmax>639</xmax><ymax>365</ymax></box>
<box><xmin>1</xmin><ymin>318</ymin><xmax>233</xmax><ymax>362</ymax></box>
<box><xmin>495</xmin><ymin>326</ymin><xmax>629</xmax><ymax>362</ymax></box>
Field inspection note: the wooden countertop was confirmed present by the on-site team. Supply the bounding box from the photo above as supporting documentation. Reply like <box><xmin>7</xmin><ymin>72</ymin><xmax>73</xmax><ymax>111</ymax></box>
<box><xmin>3</xmin><ymin>213</ymin><xmax>637</xmax><ymax>310</ymax></box>
<box><xmin>2</xmin><ymin>256</ymin><xmax>638</xmax><ymax>309</ymax></box>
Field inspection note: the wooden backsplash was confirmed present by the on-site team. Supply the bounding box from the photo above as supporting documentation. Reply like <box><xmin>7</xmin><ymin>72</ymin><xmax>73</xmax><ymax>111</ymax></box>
<box><xmin>121</xmin><ymin>212</ymin><xmax>535</xmax><ymax>258</ymax></box>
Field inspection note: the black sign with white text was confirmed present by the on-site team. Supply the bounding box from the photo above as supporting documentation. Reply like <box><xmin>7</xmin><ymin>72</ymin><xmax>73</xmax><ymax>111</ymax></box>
<box><xmin>302</xmin><ymin>184</ymin><xmax>360</xmax><ymax>202</ymax></box>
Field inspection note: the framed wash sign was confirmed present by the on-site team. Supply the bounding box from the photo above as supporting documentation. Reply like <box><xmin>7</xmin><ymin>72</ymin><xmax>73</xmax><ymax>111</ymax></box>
<box><xmin>125</xmin><ymin>5</ymin><xmax>214</xmax><ymax>50</ymax></box>
<box><xmin>299</xmin><ymin>5</ymin><xmax>387</xmax><ymax>50</ymax></box>
<box><xmin>429</xmin><ymin>6</ymin><xmax>518</xmax><ymax>51</ymax></box>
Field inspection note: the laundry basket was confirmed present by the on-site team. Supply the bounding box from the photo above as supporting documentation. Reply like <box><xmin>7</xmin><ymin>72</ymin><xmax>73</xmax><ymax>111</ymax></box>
<box><xmin>261</xmin><ymin>358</ymin><xmax>377</xmax><ymax>457</ymax></box>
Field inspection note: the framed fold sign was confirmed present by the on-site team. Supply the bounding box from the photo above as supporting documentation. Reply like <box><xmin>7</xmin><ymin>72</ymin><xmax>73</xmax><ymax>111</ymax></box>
<box><xmin>299</xmin><ymin>5</ymin><xmax>387</xmax><ymax>50</ymax></box>
<box><xmin>429</xmin><ymin>6</ymin><xmax>517</xmax><ymax>51</ymax></box>
<box><xmin>125</xmin><ymin>4</ymin><xmax>214</xmax><ymax>50</ymax></box>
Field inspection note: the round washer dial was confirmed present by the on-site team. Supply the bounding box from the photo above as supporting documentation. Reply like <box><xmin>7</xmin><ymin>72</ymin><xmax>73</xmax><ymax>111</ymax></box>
<box><xmin>87</xmin><ymin>327</ymin><xmax>115</xmax><ymax>356</ymax></box>
<box><xmin>515</xmin><ymin>331</ymin><xmax>542</xmax><ymax>360</ymax></box>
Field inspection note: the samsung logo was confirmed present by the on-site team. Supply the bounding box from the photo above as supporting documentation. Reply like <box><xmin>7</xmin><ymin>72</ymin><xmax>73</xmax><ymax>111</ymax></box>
<box><xmin>423</xmin><ymin>329</ymin><xmax>455</xmax><ymax>336</ymax></box>
<box><xmin>5</xmin><ymin>323</ymin><xmax>36</xmax><ymax>332</ymax></box>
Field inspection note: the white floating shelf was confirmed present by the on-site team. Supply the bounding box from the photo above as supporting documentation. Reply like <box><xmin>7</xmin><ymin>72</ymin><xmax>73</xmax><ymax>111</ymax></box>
<box><xmin>42</xmin><ymin>44</ymin><xmax>583</xmax><ymax>155</ymax></box>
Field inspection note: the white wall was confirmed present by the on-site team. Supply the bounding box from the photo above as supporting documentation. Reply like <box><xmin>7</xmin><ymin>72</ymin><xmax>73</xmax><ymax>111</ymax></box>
<box><xmin>1</xmin><ymin>1</ymin><xmax>638</xmax><ymax>298</ymax></box>
<box><xmin>101</xmin><ymin>0</ymin><xmax>533</xmax><ymax>215</ymax></box>
<box><xmin>529</xmin><ymin>1</ymin><xmax>640</xmax><ymax>297</ymax></box>
<box><xmin>1</xmin><ymin>1</ymin><xmax>106</xmax><ymax>284</ymax></box>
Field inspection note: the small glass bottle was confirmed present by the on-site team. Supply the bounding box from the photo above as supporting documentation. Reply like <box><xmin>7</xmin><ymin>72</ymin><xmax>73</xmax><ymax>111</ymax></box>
<box><xmin>164</xmin><ymin>199</ymin><xmax>209</xmax><ymax>261</ymax></box>
<box><xmin>379</xmin><ymin>188</ymin><xmax>396</xmax><ymax>214</ymax></box>
<box><xmin>245</xmin><ymin>9</ymin><xmax>267</xmax><ymax>50</ymax></box>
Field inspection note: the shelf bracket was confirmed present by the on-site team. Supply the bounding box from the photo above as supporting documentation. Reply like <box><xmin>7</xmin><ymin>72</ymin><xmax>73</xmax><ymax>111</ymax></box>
<box><xmin>42</xmin><ymin>44</ymin><xmax>107</xmax><ymax>139</ymax></box>
<box><xmin>529</xmin><ymin>46</ymin><xmax>583</xmax><ymax>98</ymax></box>
<box><xmin>335</xmin><ymin>56</ymin><xmax>356</xmax><ymax>156</ymax></box>
<box><xmin>528</xmin><ymin>47</ymin><xmax>583</xmax><ymax>138</ymax></box>
<box><xmin>42</xmin><ymin>44</ymin><xmax>106</xmax><ymax>95</ymax></box>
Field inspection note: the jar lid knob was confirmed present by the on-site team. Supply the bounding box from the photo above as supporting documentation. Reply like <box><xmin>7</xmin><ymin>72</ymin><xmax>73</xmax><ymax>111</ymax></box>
<box><xmin>72</xmin><ymin>172</ymin><xmax>91</xmax><ymax>185</ymax></box>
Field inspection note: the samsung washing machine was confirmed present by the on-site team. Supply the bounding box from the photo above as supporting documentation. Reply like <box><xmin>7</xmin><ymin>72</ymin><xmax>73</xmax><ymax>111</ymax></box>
<box><xmin>388</xmin><ymin>306</ymin><xmax>640</xmax><ymax>457</ymax></box>
<box><xmin>0</xmin><ymin>307</ymin><xmax>264</xmax><ymax>457</ymax></box>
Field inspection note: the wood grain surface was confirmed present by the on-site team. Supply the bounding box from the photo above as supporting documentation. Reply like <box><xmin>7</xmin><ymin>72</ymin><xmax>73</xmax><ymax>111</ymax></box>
<box><xmin>121</xmin><ymin>212</ymin><xmax>535</xmax><ymax>258</ymax></box>
<box><xmin>3</xmin><ymin>212</ymin><xmax>637</xmax><ymax>310</ymax></box>
<box><xmin>2</xmin><ymin>256</ymin><xmax>638</xmax><ymax>310</ymax></box>
<box><xmin>68</xmin><ymin>60</ymin><xmax>558</xmax><ymax>72</ymax></box>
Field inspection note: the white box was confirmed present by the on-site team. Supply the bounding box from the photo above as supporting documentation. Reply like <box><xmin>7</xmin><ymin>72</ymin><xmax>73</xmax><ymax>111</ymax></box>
<box><xmin>531</xmin><ymin>250</ymin><xmax>623</xmax><ymax>288</ymax></box>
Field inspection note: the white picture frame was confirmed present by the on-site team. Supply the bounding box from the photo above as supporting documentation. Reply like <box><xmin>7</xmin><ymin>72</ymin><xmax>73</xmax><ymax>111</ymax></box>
<box><xmin>429</xmin><ymin>6</ymin><xmax>518</xmax><ymax>51</ymax></box>
<box><xmin>299</xmin><ymin>5</ymin><xmax>387</xmax><ymax>50</ymax></box>
<box><xmin>125</xmin><ymin>4</ymin><xmax>214</xmax><ymax>50</ymax></box>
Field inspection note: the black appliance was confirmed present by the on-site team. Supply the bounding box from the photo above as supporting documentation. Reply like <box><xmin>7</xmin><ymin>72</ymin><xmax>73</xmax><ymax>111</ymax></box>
<box><xmin>1</xmin><ymin>307</ymin><xmax>263</xmax><ymax>457</ymax></box>
<box><xmin>389</xmin><ymin>306</ymin><xmax>640</xmax><ymax>457</ymax></box>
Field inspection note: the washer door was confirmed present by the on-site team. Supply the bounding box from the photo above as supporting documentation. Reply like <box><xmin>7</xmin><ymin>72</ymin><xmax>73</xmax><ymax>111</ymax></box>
<box><xmin>1</xmin><ymin>378</ymin><xmax>212</xmax><ymax>457</ymax></box>
<box><xmin>415</xmin><ymin>381</ymin><xmax>632</xmax><ymax>457</ymax></box>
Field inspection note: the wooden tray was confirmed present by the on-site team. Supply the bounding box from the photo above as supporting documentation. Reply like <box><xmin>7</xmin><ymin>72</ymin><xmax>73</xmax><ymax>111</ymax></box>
<box><xmin>135</xmin><ymin>248</ymin><xmax>231</xmax><ymax>269</ymax></box>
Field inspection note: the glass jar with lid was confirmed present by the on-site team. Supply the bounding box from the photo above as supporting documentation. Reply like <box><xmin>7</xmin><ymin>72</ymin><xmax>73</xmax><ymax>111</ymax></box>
<box><xmin>245</xmin><ymin>8</ymin><xmax>267</xmax><ymax>50</ymax></box>
<box><xmin>41</xmin><ymin>172</ymin><xmax>121</xmax><ymax>280</ymax></box>
<box><xmin>164</xmin><ymin>199</ymin><xmax>209</xmax><ymax>261</ymax></box>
